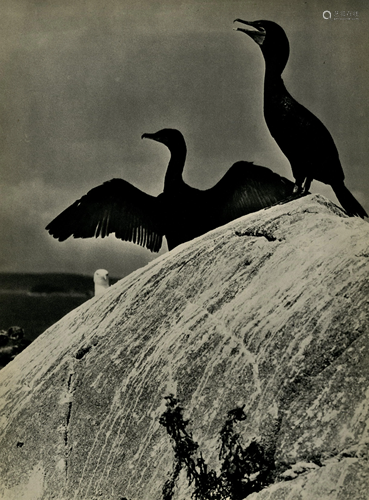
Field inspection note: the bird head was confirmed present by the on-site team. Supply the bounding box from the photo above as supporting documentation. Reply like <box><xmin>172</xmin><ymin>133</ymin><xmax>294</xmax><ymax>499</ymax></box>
<box><xmin>141</xmin><ymin>129</ymin><xmax>185</xmax><ymax>150</ymax></box>
<box><xmin>94</xmin><ymin>269</ymin><xmax>109</xmax><ymax>284</ymax></box>
<box><xmin>94</xmin><ymin>269</ymin><xmax>109</xmax><ymax>297</ymax></box>
<box><xmin>234</xmin><ymin>19</ymin><xmax>289</xmax><ymax>73</ymax></box>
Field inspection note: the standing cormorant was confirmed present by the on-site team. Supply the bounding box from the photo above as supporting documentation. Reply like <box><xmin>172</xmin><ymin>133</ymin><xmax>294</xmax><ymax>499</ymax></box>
<box><xmin>234</xmin><ymin>19</ymin><xmax>367</xmax><ymax>218</ymax></box>
<box><xmin>46</xmin><ymin>128</ymin><xmax>293</xmax><ymax>251</ymax></box>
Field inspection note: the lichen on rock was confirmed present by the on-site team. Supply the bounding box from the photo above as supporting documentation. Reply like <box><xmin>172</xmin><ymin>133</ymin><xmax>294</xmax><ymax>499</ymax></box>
<box><xmin>0</xmin><ymin>194</ymin><xmax>368</xmax><ymax>500</ymax></box>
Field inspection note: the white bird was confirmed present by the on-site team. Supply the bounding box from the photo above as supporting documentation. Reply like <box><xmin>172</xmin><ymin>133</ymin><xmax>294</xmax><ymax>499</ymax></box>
<box><xmin>93</xmin><ymin>269</ymin><xmax>110</xmax><ymax>297</ymax></box>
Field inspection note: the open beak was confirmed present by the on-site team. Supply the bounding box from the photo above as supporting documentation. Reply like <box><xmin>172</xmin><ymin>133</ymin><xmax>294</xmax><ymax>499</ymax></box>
<box><xmin>233</xmin><ymin>19</ymin><xmax>266</xmax><ymax>46</ymax></box>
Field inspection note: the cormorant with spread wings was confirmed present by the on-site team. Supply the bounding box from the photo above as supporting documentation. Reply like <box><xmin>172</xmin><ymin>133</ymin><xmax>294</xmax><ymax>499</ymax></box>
<box><xmin>46</xmin><ymin>128</ymin><xmax>293</xmax><ymax>251</ymax></box>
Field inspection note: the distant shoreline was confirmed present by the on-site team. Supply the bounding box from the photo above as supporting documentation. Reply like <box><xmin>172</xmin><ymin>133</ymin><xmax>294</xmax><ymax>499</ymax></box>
<box><xmin>0</xmin><ymin>289</ymin><xmax>92</xmax><ymax>297</ymax></box>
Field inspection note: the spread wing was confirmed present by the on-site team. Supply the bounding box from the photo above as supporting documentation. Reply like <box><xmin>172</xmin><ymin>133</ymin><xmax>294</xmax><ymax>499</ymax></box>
<box><xmin>46</xmin><ymin>178</ymin><xmax>164</xmax><ymax>252</ymax></box>
<box><xmin>209</xmin><ymin>161</ymin><xmax>294</xmax><ymax>224</ymax></box>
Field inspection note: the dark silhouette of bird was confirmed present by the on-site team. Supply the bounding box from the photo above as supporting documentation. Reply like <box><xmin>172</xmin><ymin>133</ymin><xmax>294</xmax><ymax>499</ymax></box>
<box><xmin>234</xmin><ymin>19</ymin><xmax>367</xmax><ymax>218</ymax></box>
<box><xmin>46</xmin><ymin>128</ymin><xmax>293</xmax><ymax>252</ymax></box>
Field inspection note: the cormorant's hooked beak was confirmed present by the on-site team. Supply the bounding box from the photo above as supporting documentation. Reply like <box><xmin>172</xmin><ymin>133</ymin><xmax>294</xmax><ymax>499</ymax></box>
<box><xmin>233</xmin><ymin>19</ymin><xmax>266</xmax><ymax>46</ymax></box>
<box><xmin>141</xmin><ymin>132</ymin><xmax>162</xmax><ymax>143</ymax></box>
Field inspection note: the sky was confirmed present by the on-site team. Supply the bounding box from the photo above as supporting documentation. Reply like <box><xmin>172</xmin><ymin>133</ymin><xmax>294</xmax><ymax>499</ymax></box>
<box><xmin>1</xmin><ymin>0</ymin><xmax>368</xmax><ymax>279</ymax></box>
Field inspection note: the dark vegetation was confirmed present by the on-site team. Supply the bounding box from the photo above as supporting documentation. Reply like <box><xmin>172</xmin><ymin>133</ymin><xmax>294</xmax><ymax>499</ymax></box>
<box><xmin>0</xmin><ymin>273</ymin><xmax>117</xmax><ymax>369</ymax></box>
<box><xmin>0</xmin><ymin>327</ymin><xmax>31</xmax><ymax>369</ymax></box>
<box><xmin>159</xmin><ymin>395</ymin><xmax>274</xmax><ymax>500</ymax></box>
<box><xmin>0</xmin><ymin>293</ymin><xmax>89</xmax><ymax>347</ymax></box>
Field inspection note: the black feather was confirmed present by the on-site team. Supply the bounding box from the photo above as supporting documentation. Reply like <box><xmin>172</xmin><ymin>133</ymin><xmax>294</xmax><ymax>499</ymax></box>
<box><xmin>235</xmin><ymin>19</ymin><xmax>367</xmax><ymax>218</ymax></box>
<box><xmin>46</xmin><ymin>129</ymin><xmax>294</xmax><ymax>252</ymax></box>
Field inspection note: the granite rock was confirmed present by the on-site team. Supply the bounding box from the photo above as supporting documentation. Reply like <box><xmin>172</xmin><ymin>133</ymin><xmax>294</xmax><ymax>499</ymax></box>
<box><xmin>0</xmin><ymin>194</ymin><xmax>368</xmax><ymax>500</ymax></box>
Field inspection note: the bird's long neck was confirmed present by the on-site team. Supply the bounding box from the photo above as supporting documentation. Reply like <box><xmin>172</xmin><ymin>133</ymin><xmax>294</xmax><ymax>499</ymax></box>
<box><xmin>164</xmin><ymin>141</ymin><xmax>187</xmax><ymax>192</ymax></box>
<box><xmin>264</xmin><ymin>70</ymin><xmax>287</xmax><ymax>96</ymax></box>
<box><xmin>261</xmin><ymin>45</ymin><xmax>289</xmax><ymax>94</ymax></box>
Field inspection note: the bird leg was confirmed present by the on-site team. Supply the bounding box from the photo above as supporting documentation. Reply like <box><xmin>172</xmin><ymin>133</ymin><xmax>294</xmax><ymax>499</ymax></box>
<box><xmin>292</xmin><ymin>175</ymin><xmax>311</xmax><ymax>196</ymax></box>
<box><xmin>301</xmin><ymin>176</ymin><xmax>312</xmax><ymax>195</ymax></box>
<box><xmin>268</xmin><ymin>175</ymin><xmax>311</xmax><ymax>209</ymax></box>
<box><xmin>292</xmin><ymin>179</ymin><xmax>304</xmax><ymax>195</ymax></box>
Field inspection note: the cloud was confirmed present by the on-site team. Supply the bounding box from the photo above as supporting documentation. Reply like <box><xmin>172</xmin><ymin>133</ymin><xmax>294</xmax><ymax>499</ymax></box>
<box><xmin>0</xmin><ymin>0</ymin><xmax>368</xmax><ymax>275</ymax></box>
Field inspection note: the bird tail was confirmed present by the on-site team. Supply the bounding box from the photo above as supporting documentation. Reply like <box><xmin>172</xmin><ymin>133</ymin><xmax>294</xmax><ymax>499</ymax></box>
<box><xmin>332</xmin><ymin>182</ymin><xmax>367</xmax><ymax>218</ymax></box>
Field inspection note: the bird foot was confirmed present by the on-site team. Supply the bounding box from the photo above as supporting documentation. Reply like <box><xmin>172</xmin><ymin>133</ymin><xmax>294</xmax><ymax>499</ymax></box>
<box><xmin>267</xmin><ymin>190</ymin><xmax>310</xmax><ymax>210</ymax></box>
